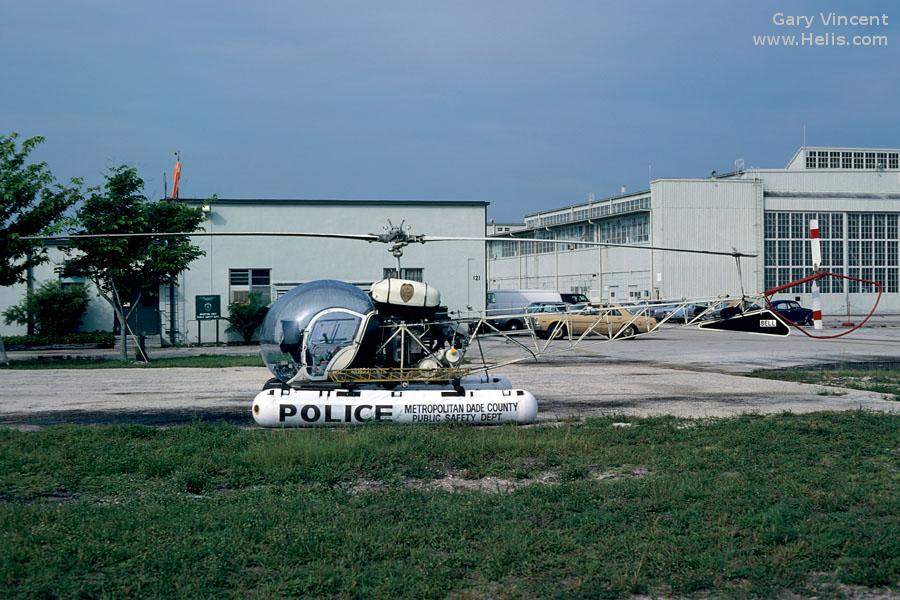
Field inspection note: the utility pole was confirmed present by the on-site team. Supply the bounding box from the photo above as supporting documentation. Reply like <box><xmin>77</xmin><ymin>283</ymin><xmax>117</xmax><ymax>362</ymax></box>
<box><xmin>25</xmin><ymin>250</ymin><xmax>35</xmax><ymax>335</ymax></box>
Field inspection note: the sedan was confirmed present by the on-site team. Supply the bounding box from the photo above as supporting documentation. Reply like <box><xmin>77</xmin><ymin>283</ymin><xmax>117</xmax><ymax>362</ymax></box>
<box><xmin>531</xmin><ymin>305</ymin><xmax>657</xmax><ymax>339</ymax></box>
<box><xmin>771</xmin><ymin>300</ymin><xmax>814</xmax><ymax>325</ymax></box>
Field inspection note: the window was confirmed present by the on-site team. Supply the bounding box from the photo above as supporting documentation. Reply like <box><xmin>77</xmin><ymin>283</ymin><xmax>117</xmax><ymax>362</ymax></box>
<box><xmin>830</xmin><ymin>151</ymin><xmax>840</xmax><ymax>168</ymax></box>
<box><xmin>765</xmin><ymin>211</ymin><xmax>848</xmax><ymax>294</ymax></box>
<box><xmin>805</xmin><ymin>149</ymin><xmax>898</xmax><ymax>170</ymax></box>
<box><xmin>229</xmin><ymin>268</ymin><xmax>271</xmax><ymax>304</ymax></box>
<box><xmin>847</xmin><ymin>212</ymin><xmax>899</xmax><ymax>293</ymax></box>
<box><xmin>841</xmin><ymin>152</ymin><xmax>852</xmax><ymax>168</ymax></box>
<box><xmin>383</xmin><ymin>267</ymin><xmax>423</xmax><ymax>282</ymax></box>
<box><xmin>599</xmin><ymin>214</ymin><xmax>650</xmax><ymax>244</ymax></box>
<box><xmin>764</xmin><ymin>212</ymin><xmax>776</xmax><ymax>238</ymax></box>
<box><xmin>59</xmin><ymin>274</ymin><xmax>87</xmax><ymax>288</ymax></box>
<box><xmin>806</xmin><ymin>151</ymin><xmax>817</xmax><ymax>169</ymax></box>
<box><xmin>306</xmin><ymin>312</ymin><xmax>363</xmax><ymax>377</ymax></box>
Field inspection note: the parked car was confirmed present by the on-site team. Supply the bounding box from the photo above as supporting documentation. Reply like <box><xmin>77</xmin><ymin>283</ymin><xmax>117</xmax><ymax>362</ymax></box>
<box><xmin>486</xmin><ymin>289</ymin><xmax>563</xmax><ymax>330</ymax></box>
<box><xmin>525</xmin><ymin>302</ymin><xmax>568</xmax><ymax>314</ymax></box>
<box><xmin>560</xmin><ymin>293</ymin><xmax>590</xmax><ymax>305</ymax></box>
<box><xmin>648</xmin><ymin>303</ymin><xmax>709</xmax><ymax>323</ymax></box>
<box><xmin>770</xmin><ymin>300</ymin><xmax>814</xmax><ymax>325</ymax></box>
<box><xmin>530</xmin><ymin>305</ymin><xmax>657</xmax><ymax>340</ymax></box>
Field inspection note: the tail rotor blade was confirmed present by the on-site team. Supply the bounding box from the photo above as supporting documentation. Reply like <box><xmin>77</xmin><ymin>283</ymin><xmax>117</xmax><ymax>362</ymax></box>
<box><xmin>809</xmin><ymin>219</ymin><xmax>822</xmax><ymax>268</ymax></box>
<box><xmin>811</xmin><ymin>282</ymin><xmax>823</xmax><ymax>330</ymax></box>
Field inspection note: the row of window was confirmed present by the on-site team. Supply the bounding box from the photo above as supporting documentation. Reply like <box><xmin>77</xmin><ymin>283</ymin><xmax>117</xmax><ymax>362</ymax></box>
<box><xmin>765</xmin><ymin>268</ymin><xmax>895</xmax><ymax>294</ymax></box>
<box><xmin>766</xmin><ymin>213</ymin><xmax>900</xmax><ymax>243</ymax></box>
<box><xmin>848</xmin><ymin>213</ymin><xmax>899</xmax><ymax>240</ymax></box>
<box><xmin>763</xmin><ymin>268</ymin><xmax>887</xmax><ymax>294</ymax></box>
<box><xmin>524</xmin><ymin>197</ymin><xmax>651</xmax><ymax>228</ymax></box>
<box><xmin>805</xmin><ymin>150</ymin><xmax>899</xmax><ymax>170</ymax></box>
<box><xmin>764</xmin><ymin>212</ymin><xmax>845</xmax><ymax>239</ymax></box>
<box><xmin>489</xmin><ymin>214</ymin><xmax>651</xmax><ymax>258</ymax></box>
<box><xmin>600</xmin><ymin>217</ymin><xmax>649</xmax><ymax>245</ymax></box>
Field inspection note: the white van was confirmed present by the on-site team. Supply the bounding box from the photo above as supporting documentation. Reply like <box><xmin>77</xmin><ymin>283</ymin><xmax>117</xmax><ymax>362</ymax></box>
<box><xmin>486</xmin><ymin>289</ymin><xmax>564</xmax><ymax>330</ymax></box>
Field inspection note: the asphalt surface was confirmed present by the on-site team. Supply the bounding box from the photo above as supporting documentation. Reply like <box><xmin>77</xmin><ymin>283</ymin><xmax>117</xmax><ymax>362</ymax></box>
<box><xmin>1</xmin><ymin>325</ymin><xmax>898</xmax><ymax>427</ymax></box>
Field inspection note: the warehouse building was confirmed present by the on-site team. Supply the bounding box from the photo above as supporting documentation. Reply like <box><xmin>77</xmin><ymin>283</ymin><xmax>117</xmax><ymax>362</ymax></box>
<box><xmin>488</xmin><ymin>147</ymin><xmax>900</xmax><ymax>315</ymax></box>
<box><xmin>1</xmin><ymin>200</ymin><xmax>488</xmax><ymax>343</ymax></box>
<box><xmin>166</xmin><ymin>199</ymin><xmax>487</xmax><ymax>344</ymax></box>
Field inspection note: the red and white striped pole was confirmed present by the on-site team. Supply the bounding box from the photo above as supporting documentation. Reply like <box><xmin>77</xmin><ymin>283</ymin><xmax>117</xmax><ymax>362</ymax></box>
<box><xmin>809</xmin><ymin>219</ymin><xmax>823</xmax><ymax>330</ymax></box>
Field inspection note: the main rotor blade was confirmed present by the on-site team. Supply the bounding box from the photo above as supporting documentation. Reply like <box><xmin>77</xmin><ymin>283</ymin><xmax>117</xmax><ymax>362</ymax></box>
<box><xmin>21</xmin><ymin>230</ymin><xmax>756</xmax><ymax>258</ymax></box>
<box><xmin>21</xmin><ymin>231</ymin><xmax>380</xmax><ymax>242</ymax></box>
<box><xmin>421</xmin><ymin>236</ymin><xmax>757</xmax><ymax>258</ymax></box>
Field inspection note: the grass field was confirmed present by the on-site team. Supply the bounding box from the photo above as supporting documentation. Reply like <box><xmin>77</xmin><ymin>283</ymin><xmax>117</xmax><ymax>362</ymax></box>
<box><xmin>1</xmin><ymin>354</ymin><xmax>263</xmax><ymax>369</ymax></box>
<box><xmin>1</xmin><ymin>413</ymin><xmax>898</xmax><ymax>598</ymax></box>
<box><xmin>751</xmin><ymin>364</ymin><xmax>900</xmax><ymax>401</ymax></box>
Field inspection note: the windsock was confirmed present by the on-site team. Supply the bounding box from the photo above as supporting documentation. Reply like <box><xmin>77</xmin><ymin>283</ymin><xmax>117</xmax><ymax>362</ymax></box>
<box><xmin>170</xmin><ymin>159</ymin><xmax>182</xmax><ymax>199</ymax></box>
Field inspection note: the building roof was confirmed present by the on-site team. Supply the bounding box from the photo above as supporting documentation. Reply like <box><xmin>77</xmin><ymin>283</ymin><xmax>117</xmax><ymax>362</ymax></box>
<box><xmin>176</xmin><ymin>198</ymin><xmax>488</xmax><ymax>207</ymax></box>
<box><xmin>522</xmin><ymin>189</ymin><xmax>650</xmax><ymax>219</ymax></box>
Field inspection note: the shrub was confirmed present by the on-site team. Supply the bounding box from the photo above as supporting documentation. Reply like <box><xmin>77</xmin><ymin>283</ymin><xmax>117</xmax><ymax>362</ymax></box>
<box><xmin>3</xmin><ymin>281</ymin><xmax>90</xmax><ymax>337</ymax></box>
<box><xmin>225</xmin><ymin>294</ymin><xmax>269</xmax><ymax>343</ymax></box>
<box><xmin>3</xmin><ymin>331</ymin><xmax>114</xmax><ymax>347</ymax></box>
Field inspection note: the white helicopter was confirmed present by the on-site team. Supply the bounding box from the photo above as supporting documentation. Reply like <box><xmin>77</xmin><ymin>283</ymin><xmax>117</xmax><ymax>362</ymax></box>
<box><xmin>27</xmin><ymin>219</ymin><xmax>882</xmax><ymax>427</ymax></box>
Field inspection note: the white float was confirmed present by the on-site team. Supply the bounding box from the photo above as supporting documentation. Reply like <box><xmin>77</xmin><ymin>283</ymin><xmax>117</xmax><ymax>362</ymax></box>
<box><xmin>252</xmin><ymin>387</ymin><xmax>538</xmax><ymax>427</ymax></box>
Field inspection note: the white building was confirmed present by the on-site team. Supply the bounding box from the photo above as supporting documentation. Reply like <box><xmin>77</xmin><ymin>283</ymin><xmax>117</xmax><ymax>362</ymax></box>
<box><xmin>488</xmin><ymin>147</ymin><xmax>900</xmax><ymax>315</ymax></box>
<box><xmin>486</xmin><ymin>221</ymin><xmax>526</xmax><ymax>236</ymax></box>
<box><xmin>0</xmin><ymin>244</ymin><xmax>115</xmax><ymax>337</ymax></box>
<box><xmin>168</xmin><ymin>199</ymin><xmax>487</xmax><ymax>344</ymax></box>
<box><xmin>1</xmin><ymin>199</ymin><xmax>488</xmax><ymax>342</ymax></box>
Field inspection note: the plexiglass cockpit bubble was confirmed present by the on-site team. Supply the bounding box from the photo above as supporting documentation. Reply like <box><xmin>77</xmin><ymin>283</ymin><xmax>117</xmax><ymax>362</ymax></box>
<box><xmin>259</xmin><ymin>280</ymin><xmax>375</xmax><ymax>383</ymax></box>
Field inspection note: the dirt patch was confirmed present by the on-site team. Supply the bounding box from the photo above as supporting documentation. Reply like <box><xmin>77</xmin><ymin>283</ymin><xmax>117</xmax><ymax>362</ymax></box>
<box><xmin>781</xmin><ymin>573</ymin><xmax>900</xmax><ymax>600</ymax></box>
<box><xmin>345</xmin><ymin>466</ymin><xmax>650</xmax><ymax>495</ymax></box>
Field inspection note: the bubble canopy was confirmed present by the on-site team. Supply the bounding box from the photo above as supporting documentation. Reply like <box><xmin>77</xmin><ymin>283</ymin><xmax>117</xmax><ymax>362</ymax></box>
<box><xmin>259</xmin><ymin>280</ymin><xmax>375</xmax><ymax>383</ymax></box>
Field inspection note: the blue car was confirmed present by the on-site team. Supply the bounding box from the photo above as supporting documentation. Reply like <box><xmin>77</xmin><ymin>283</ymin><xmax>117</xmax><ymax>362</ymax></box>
<box><xmin>771</xmin><ymin>300</ymin><xmax>813</xmax><ymax>325</ymax></box>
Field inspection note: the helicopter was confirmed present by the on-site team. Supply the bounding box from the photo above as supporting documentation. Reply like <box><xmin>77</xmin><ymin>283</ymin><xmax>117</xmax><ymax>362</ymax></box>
<box><xmin>25</xmin><ymin>219</ymin><xmax>882</xmax><ymax>427</ymax></box>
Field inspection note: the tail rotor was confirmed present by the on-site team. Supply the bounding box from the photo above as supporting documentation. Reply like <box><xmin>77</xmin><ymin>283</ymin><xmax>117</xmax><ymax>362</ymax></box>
<box><xmin>809</xmin><ymin>219</ymin><xmax>823</xmax><ymax>330</ymax></box>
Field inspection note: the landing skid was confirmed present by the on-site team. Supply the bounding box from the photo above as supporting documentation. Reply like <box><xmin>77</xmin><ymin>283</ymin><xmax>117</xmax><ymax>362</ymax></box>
<box><xmin>252</xmin><ymin>375</ymin><xmax>538</xmax><ymax>427</ymax></box>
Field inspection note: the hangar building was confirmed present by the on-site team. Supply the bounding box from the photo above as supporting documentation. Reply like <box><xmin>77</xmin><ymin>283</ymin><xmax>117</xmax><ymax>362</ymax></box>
<box><xmin>1</xmin><ymin>200</ymin><xmax>488</xmax><ymax>343</ymax></box>
<box><xmin>487</xmin><ymin>147</ymin><xmax>900</xmax><ymax>315</ymax></box>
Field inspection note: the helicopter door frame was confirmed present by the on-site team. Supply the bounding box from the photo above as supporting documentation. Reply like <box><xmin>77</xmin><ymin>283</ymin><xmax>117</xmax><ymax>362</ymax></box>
<box><xmin>292</xmin><ymin>307</ymin><xmax>374</xmax><ymax>384</ymax></box>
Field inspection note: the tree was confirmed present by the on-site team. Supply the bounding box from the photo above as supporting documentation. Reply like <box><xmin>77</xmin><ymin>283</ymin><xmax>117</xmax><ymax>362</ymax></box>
<box><xmin>226</xmin><ymin>293</ymin><xmax>269</xmax><ymax>343</ymax></box>
<box><xmin>63</xmin><ymin>166</ymin><xmax>206</xmax><ymax>361</ymax></box>
<box><xmin>3</xmin><ymin>280</ymin><xmax>89</xmax><ymax>338</ymax></box>
<box><xmin>0</xmin><ymin>133</ymin><xmax>82</xmax><ymax>285</ymax></box>
<box><xmin>0</xmin><ymin>133</ymin><xmax>83</xmax><ymax>363</ymax></box>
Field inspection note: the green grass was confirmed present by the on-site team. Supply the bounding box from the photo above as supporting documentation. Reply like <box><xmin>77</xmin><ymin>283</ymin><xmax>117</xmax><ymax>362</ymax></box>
<box><xmin>1</xmin><ymin>413</ymin><xmax>898</xmax><ymax>598</ymax></box>
<box><xmin>1</xmin><ymin>354</ymin><xmax>263</xmax><ymax>369</ymax></box>
<box><xmin>751</xmin><ymin>365</ymin><xmax>900</xmax><ymax>400</ymax></box>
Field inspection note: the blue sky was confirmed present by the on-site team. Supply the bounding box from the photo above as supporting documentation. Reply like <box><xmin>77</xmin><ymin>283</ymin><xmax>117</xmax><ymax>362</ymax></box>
<box><xmin>2</xmin><ymin>0</ymin><xmax>897</xmax><ymax>221</ymax></box>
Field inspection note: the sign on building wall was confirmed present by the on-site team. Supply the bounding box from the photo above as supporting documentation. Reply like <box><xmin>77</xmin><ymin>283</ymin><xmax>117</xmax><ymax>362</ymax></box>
<box><xmin>195</xmin><ymin>295</ymin><xmax>221</xmax><ymax>320</ymax></box>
